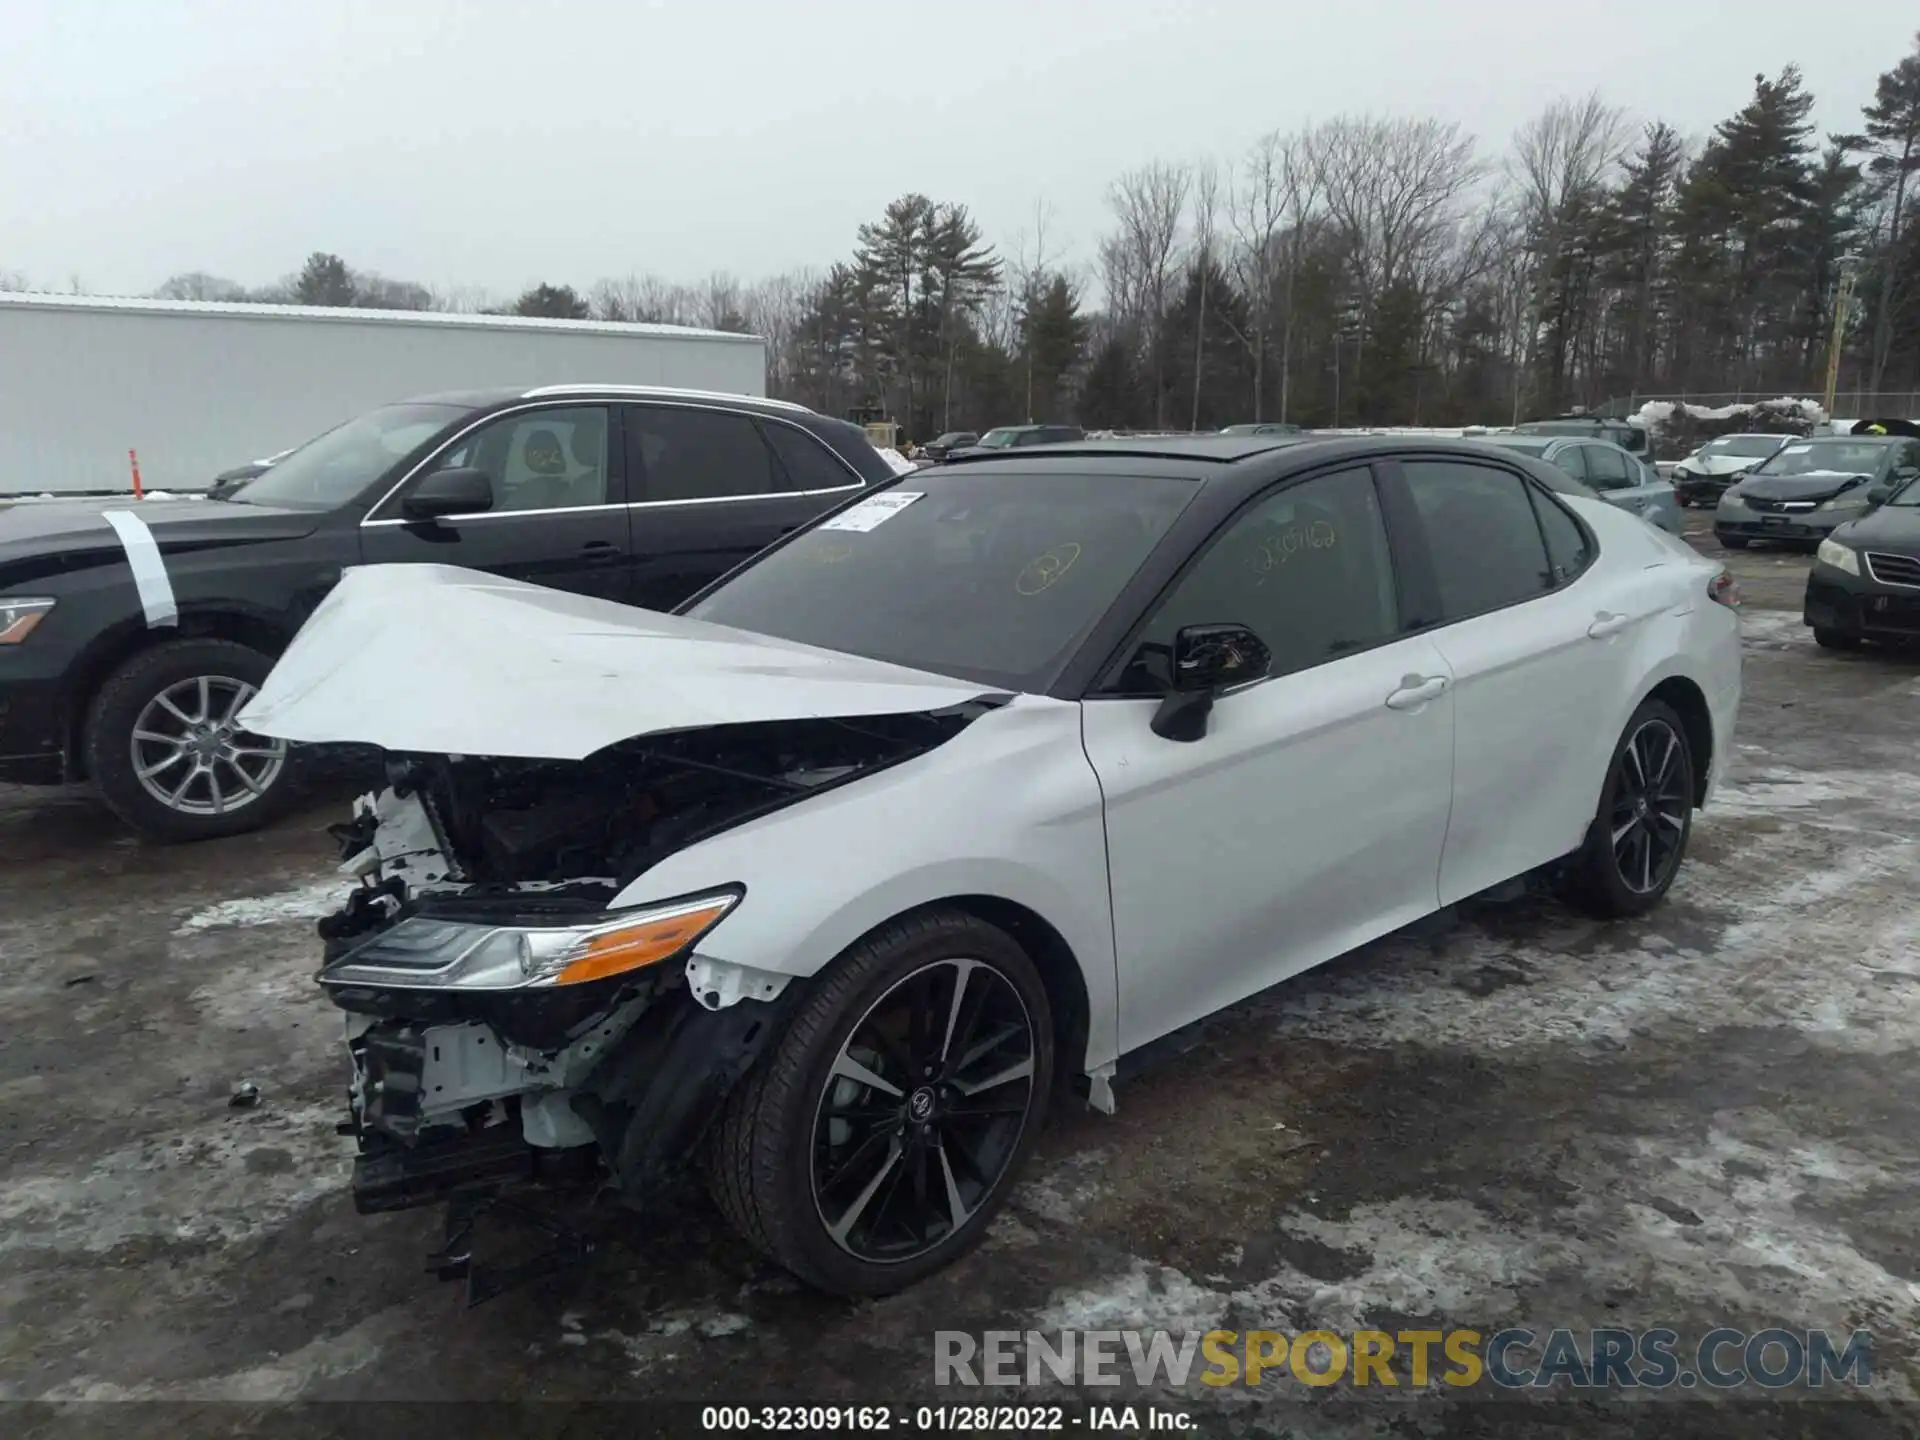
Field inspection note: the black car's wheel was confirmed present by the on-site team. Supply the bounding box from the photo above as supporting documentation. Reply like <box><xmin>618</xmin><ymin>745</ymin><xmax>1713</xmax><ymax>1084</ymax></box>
<box><xmin>1813</xmin><ymin>626</ymin><xmax>1862</xmax><ymax>651</ymax></box>
<box><xmin>1559</xmin><ymin>698</ymin><xmax>1695</xmax><ymax>920</ymax></box>
<box><xmin>85</xmin><ymin>638</ymin><xmax>298</xmax><ymax>843</ymax></box>
<box><xmin>1718</xmin><ymin>534</ymin><xmax>1750</xmax><ymax>550</ymax></box>
<box><xmin>706</xmin><ymin>910</ymin><xmax>1053</xmax><ymax>1296</ymax></box>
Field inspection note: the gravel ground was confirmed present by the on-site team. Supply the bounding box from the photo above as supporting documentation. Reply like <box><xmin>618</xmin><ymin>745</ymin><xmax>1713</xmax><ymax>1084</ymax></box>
<box><xmin>3</xmin><ymin>529</ymin><xmax>1917</xmax><ymax>1437</ymax></box>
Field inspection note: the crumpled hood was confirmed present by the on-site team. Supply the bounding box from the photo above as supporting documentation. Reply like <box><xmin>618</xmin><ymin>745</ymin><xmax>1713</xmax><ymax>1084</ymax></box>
<box><xmin>1737</xmin><ymin>471</ymin><xmax>1873</xmax><ymax>503</ymax></box>
<box><xmin>239</xmin><ymin>563</ymin><xmax>996</xmax><ymax>760</ymax></box>
<box><xmin>1680</xmin><ymin>452</ymin><xmax>1768</xmax><ymax>476</ymax></box>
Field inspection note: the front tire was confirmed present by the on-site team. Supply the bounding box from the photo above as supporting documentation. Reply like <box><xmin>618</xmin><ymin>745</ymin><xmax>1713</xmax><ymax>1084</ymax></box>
<box><xmin>1559</xmin><ymin>699</ymin><xmax>1695</xmax><ymax>919</ymax></box>
<box><xmin>1718</xmin><ymin>534</ymin><xmax>1750</xmax><ymax>550</ymax></box>
<box><xmin>85</xmin><ymin>638</ymin><xmax>297</xmax><ymax>842</ymax></box>
<box><xmin>1813</xmin><ymin>626</ymin><xmax>1861</xmax><ymax>651</ymax></box>
<box><xmin>706</xmin><ymin>910</ymin><xmax>1054</xmax><ymax>1297</ymax></box>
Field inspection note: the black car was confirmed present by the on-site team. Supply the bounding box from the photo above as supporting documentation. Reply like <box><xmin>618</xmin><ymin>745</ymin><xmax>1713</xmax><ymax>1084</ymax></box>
<box><xmin>919</xmin><ymin>431</ymin><xmax>979</xmax><ymax>461</ymax></box>
<box><xmin>206</xmin><ymin>446</ymin><xmax>298</xmax><ymax>501</ymax></box>
<box><xmin>943</xmin><ymin>423</ymin><xmax>1085</xmax><ymax>459</ymax></box>
<box><xmin>1219</xmin><ymin>422</ymin><xmax>1302</xmax><ymax>436</ymax></box>
<box><xmin>0</xmin><ymin>385</ymin><xmax>890</xmax><ymax>841</ymax></box>
<box><xmin>1714</xmin><ymin>434</ymin><xmax>1920</xmax><ymax>551</ymax></box>
<box><xmin>1802</xmin><ymin>472</ymin><xmax>1920</xmax><ymax>649</ymax></box>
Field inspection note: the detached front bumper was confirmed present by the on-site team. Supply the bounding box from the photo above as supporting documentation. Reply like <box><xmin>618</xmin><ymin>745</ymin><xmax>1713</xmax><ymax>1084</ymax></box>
<box><xmin>1674</xmin><ymin>474</ymin><xmax>1733</xmax><ymax>505</ymax></box>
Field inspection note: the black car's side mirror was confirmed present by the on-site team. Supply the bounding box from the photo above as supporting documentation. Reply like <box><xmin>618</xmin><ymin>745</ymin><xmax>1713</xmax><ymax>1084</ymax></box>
<box><xmin>1866</xmin><ymin>481</ymin><xmax>1895</xmax><ymax>507</ymax></box>
<box><xmin>1151</xmin><ymin>623</ymin><xmax>1272</xmax><ymax>742</ymax></box>
<box><xmin>402</xmin><ymin>466</ymin><xmax>494</xmax><ymax>521</ymax></box>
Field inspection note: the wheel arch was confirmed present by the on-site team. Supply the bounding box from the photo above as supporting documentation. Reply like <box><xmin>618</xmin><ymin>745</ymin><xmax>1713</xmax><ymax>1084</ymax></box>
<box><xmin>1642</xmin><ymin>673</ymin><xmax>1714</xmax><ymax>807</ymax></box>
<box><xmin>828</xmin><ymin>894</ymin><xmax>1094</xmax><ymax>1091</ymax></box>
<box><xmin>61</xmin><ymin>607</ymin><xmax>294</xmax><ymax>775</ymax></box>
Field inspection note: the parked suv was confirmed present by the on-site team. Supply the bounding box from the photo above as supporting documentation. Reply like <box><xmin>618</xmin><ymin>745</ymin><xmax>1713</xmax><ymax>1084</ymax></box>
<box><xmin>0</xmin><ymin>385</ymin><xmax>891</xmax><ymax>841</ymax></box>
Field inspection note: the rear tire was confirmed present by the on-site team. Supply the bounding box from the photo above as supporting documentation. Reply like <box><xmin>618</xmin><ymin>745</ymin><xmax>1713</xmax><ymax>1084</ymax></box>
<box><xmin>1718</xmin><ymin>535</ymin><xmax>1750</xmax><ymax>550</ymax></box>
<box><xmin>1559</xmin><ymin>698</ymin><xmax>1695</xmax><ymax>920</ymax></box>
<box><xmin>705</xmin><ymin>909</ymin><xmax>1054</xmax><ymax>1297</ymax></box>
<box><xmin>85</xmin><ymin>638</ymin><xmax>298</xmax><ymax>843</ymax></box>
<box><xmin>1813</xmin><ymin>627</ymin><xmax>1861</xmax><ymax>651</ymax></box>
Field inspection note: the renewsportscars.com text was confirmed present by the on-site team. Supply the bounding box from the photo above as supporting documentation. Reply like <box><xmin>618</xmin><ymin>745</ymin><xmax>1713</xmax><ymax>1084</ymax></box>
<box><xmin>934</xmin><ymin>1327</ymin><xmax>1874</xmax><ymax>1390</ymax></box>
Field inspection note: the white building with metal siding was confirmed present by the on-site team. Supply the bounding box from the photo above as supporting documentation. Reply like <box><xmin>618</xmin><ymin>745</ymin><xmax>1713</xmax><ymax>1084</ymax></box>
<box><xmin>0</xmin><ymin>293</ymin><xmax>768</xmax><ymax>494</ymax></box>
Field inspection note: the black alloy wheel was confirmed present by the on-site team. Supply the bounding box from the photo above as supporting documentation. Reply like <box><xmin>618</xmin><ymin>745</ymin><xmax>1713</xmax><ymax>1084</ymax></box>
<box><xmin>1560</xmin><ymin>697</ymin><xmax>1695</xmax><ymax>919</ymax></box>
<box><xmin>810</xmin><ymin>957</ymin><xmax>1036</xmax><ymax>1263</ymax></box>
<box><xmin>705</xmin><ymin>910</ymin><xmax>1054</xmax><ymax>1296</ymax></box>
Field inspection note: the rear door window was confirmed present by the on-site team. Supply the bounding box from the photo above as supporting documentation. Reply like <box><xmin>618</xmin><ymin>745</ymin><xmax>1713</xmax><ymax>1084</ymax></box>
<box><xmin>1402</xmin><ymin>459</ymin><xmax>1557</xmax><ymax>621</ymax></box>
<box><xmin>625</xmin><ymin>405</ymin><xmax>778</xmax><ymax>502</ymax></box>
<box><xmin>763</xmin><ymin>423</ymin><xmax>861</xmax><ymax>493</ymax></box>
<box><xmin>1553</xmin><ymin>445</ymin><xmax>1590</xmax><ymax>482</ymax></box>
<box><xmin>1585</xmin><ymin>445</ymin><xmax>1633</xmax><ymax>491</ymax></box>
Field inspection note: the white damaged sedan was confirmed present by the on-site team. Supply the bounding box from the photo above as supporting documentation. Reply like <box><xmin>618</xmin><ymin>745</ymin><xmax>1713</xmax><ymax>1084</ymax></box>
<box><xmin>242</xmin><ymin>434</ymin><xmax>1742</xmax><ymax>1299</ymax></box>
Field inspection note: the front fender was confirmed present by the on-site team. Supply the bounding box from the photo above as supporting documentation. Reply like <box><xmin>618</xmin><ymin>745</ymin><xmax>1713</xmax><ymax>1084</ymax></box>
<box><xmin>610</xmin><ymin>696</ymin><xmax>1122</xmax><ymax>1075</ymax></box>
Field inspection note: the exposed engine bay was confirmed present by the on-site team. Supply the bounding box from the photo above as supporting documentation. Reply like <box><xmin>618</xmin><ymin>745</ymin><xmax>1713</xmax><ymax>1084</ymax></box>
<box><xmin>319</xmin><ymin>707</ymin><xmax>988</xmax><ymax>955</ymax></box>
<box><xmin>311</xmin><ymin>704</ymin><xmax>995</xmax><ymax>1302</ymax></box>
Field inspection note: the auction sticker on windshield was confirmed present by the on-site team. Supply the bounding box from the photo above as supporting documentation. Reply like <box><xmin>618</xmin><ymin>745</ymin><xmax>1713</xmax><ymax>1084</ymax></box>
<box><xmin>821</xmin><ymin>491</ymin><xmax>924</xmax><ymax>532</ymax></box>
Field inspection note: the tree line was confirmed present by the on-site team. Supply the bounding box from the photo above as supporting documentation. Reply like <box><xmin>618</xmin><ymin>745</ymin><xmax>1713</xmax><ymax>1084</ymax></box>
<box><xmin>12</xmin><ymin>34</ymin><xmax>1917</xmax><ymax>440</ymax></box>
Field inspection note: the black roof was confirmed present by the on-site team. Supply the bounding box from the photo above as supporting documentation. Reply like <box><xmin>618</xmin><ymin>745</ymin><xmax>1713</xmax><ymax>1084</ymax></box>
<box><xmin>925</xmin><ymin>432</ymin><xmax>1600</xmax><ymax>504</ymax></box>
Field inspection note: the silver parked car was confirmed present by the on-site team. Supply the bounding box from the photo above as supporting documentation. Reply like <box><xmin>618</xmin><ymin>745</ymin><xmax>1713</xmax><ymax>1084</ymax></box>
<box><xmin>1473</xmin><ymin>435</ymin><xmax>1682</xmax><ymax>536</ymax></box>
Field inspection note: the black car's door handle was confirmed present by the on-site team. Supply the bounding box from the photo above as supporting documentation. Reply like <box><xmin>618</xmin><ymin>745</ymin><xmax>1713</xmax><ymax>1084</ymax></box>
<box><xmin>579</xmin><ymin>541</ymin><xmax>621</xmax><ymax>565</ymax></box>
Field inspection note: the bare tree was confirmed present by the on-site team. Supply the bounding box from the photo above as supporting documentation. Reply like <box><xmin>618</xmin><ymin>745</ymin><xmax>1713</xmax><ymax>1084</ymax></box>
<box><xmin>1107</xmin><ymin>160</ymin><xmax>1191</xmax><ymax>426</ymax></box>
<box><xmin>1510</xmin><ymin>92</ymin><xmax>1629</xmax><ymax>406</ymax></box>
<box><xmin>1315</xmin><ymin>115</ymin><xmax>1483</xmax><ymax>395</ymax></box>
<box><xmin>699</xmin><ymin>271</ymin><xmax>745</xmax><ymax>330</ymax></box>
<box><xmin>1188</xmin><ymin>158</ymin><xmax>1220</xmax><ymax>430</ymax></box>
<box><xmin>154</xmin><ymin>272</ymin><xmax>245</xmax><ymax>302</ymax></box>
<box><xmin>1007</xmin><ymin>199</ymin><xmax>1059</xmax><ymax>421</ymax></box>
<box><xmin>743</xmin><ymin>269</ymin><xmax>813</xmax><ymax>393</ymax></box>
<box><xmin>1227</xmin><ymin>128</ymin><xmax>1326</xmax><ymax>422</ymax></box>
<box><xmin>0</xmin><ymin>269</ymin><xmax>24</xmax><ymax>292</ymax></box>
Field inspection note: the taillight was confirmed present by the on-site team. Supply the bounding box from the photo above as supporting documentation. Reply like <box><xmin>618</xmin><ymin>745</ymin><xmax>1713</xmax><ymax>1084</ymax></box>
<box><xmin>1708</xmin><ymin>571</ymin><xmax>1740</xmax><ymax>608</ymax></box>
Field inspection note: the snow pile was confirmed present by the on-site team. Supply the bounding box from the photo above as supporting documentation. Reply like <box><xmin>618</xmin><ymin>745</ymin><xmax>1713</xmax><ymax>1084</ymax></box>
<box><xmin>871</xmin><ymin>446</ymin><xmax>917</xmax><ymax>476</ymax></box>
<box><xmin>1634</xmin><ymin>397</ymin><xmax>1827</xmax><ymax>452</ymax></box>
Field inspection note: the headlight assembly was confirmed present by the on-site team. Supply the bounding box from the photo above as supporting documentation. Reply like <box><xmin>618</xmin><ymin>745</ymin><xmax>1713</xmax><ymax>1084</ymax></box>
<box><xmin>1815</xmin><ymin>492</ymin><xmax>1870</xmax><ymax>513</ymax></box>
<box><xmin>1815</xmin><ymin>538</ymin><xmax>1860</xmax><ymax>576</ymax></box>
<box><xmin>0</xmin><ymin>597</ymin><xmax>55</xmax><ymax>645</ymax></box>
<box><xmin>1719</xmin><ymin>491</ymin><xmax>1747</xmax><ymax>509</ymax></box>
<box><xmin>320</xmin><ymin>889</ymin><xmax>742</xmax><ymax>991</ymax></box>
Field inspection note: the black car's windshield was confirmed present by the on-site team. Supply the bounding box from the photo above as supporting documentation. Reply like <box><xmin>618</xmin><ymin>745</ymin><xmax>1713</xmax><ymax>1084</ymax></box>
<box><xmin>1886</xmin><ymin>477</ymin><xmax>1920</xmax><ymax>507</ymax></box>
<box><xmin>1478</xmin><ymin>437</ymin><xmax>1554</xmax><ymax>457</ymax></box>
<box><xmin>1702</xmin><ymin>436</ymin><xmax>1783</xmax><ymax>459</ymax></box>
<box><xmin>1751</xmin><ymin>440</ymin><xmax>1892</xmax><ymax>478</ymax></box>
<box><xmin>931</xmin><ymin>432</ymin><xmax>974</xmax><ymax>447</ymax></box>
<box><xmin>234</xmin><ymin>403</ymin><xmax>469</xmax><ymax>509</ymax></box>
<box><xmin>686</xmin><ymin>469</ymin><xmax>1201</xmax><ymax>690</ymax></box>
<box><xmin>975</xmin><ymin>429</ymin><xmax>1023</xmax><ymax>449</ymax></box>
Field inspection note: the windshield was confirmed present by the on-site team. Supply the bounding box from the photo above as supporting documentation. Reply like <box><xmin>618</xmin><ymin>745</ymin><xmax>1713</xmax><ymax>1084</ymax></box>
<box><xmin>1887</xmin><ymin>476</ymin><xmax>1920</xmax><ymax>507</ymax></box>
<box><xmin>234</xmin><ymin>403</ymin><xmax>469</xmax><ymax>508</ymax></box>
<box><xmin>1702</xmin><ymin>435</ymin><xmax>1783</xmax><ymax>459</ymax></box>
<box><xmin>1478</xmin><ymin>437</ymin><xmax>1553</xmax><ymax>457</ymax></box>
<box><xmin>975</xmin><ymin>429</ymin><xmax>1022</xmax><ymax>448</ymax></box>
<box><xmin>932</xmin><ymin>432</ymin><xmax>974</xmax><ymax>447</ymax></box>
<box><xmin>686</xmin><ymin>470</ymin><xmax>1201</xmax><ymax>690</ymax></box>
<box><xmin>1751</xmin><ymin>441</ymin><xmax>1892</xmax><ymax>478</ymax></box>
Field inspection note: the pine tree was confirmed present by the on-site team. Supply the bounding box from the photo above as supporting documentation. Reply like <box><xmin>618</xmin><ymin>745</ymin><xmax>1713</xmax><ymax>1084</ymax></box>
<box><xmin>1020</xmin><ymin>274</ymin><xmax>1091</xmax><ymax>422</ymax></box>
<box><xmin>1601</xmin><ymin>122</ymin><xmax>1685</xmax><ymax>391</ymax></box>
<box><xmin>294</xmin><ymin>252</ymin><xmax>355</xmax><ymax>306</ymax></box>
<box><xmin>1860</xmin><ymin>32</ymin><xmax>1920</xmax><ymax>388</ymax></box>
<box><xmin>513</xmin><ymin>284</ymin><xmax>589</xmax><ymax>319</ymax></box>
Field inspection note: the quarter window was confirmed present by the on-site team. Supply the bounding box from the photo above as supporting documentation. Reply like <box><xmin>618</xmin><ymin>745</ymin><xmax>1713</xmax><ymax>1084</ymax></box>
<box><xmin>1402</xmin><ymin>460</ymin><xmax>1556</xmax><ymax>620</ymax></box>
<box><xmin>764</xmin><ymin>423</ymin><xmax>859</xmax><ymax>493</ymax></box>
<box><xmin>627</xmin><ymin>406</ymin><xmax>778</xmax><ymax>502</ymax></box>
<box><xmin>1553</xmin><ymin>445</ymin><xmax>1590</xmax><ymax>481</ymax></box>
<box><xmin>426</xmin><ymin>406</ymin><xmax>609</xmax><ymax>512</ymax></box>
<box><xmin>1108</xmin><ymin>467</ymin><xmax>1398</xmax><ymax>694</ymax></box>
<box><xmin>1532</xmin><ymin>489</ymin><xmax>1594</xmax><ymax>585</ymax></box>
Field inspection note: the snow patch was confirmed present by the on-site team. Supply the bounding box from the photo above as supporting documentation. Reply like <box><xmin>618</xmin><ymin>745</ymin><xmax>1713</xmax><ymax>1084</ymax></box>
<box><xmin>176</xmin><ymin>876</ymin><xmax>346</xmax><ymax>933</ymax></box>
<box><xmin>872</xmin><ymin>446</ymin><xmax>917</xmax><ymax>476</ymax></box>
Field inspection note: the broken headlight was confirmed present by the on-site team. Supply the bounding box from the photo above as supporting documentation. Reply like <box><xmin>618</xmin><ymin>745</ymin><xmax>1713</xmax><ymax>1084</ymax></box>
<box><xmin>319</xmin><ymin>889</ymin><xmax>741</xmax><ymax>992</ymax></box>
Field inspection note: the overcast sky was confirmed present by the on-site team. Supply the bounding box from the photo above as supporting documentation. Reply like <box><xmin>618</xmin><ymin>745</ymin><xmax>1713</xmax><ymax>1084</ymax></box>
<box><xmin>3</xmin><ymin>1</ymin><xmax>1915</xmax><ymax>299</ymax></box>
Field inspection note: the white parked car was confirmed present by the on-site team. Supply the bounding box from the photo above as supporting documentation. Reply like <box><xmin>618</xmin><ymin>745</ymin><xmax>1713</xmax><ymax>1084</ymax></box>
<box><xmin>1670</xmin><ymin>433</ymin><xmax>1790</xmax><ymax>507</ymax></box>
<box><xmin>242</xmin><ymin>434</ymin><xmax>1743</xmax><ymax>1301</ymax></box>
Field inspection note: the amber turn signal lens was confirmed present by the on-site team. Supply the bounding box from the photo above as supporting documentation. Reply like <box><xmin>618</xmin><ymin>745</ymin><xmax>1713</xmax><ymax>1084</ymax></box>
<box><xmin>550</xmin><ymin>899</ymin><xmax>736</xmax><ymax>986</ymax></box>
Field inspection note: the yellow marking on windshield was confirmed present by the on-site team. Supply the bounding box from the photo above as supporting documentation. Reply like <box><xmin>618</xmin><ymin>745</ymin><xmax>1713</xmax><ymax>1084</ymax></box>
<box><xmin>1017</xmin><ymin>542</ymin><xmax>1082</xmax><ymax>595</ymax></box>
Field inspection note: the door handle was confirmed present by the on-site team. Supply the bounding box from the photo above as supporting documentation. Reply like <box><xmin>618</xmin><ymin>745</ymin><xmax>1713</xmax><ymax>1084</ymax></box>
<box><xmin>579</xmin><ymin>540</ymin><xmax>620</xmax><ymax>565</ymax></box>
<box><xmin>1587</xmin><ymin>612</ymin><xmax>1629</xmax><ymax>639</ymax></box>
<box><xmin>1385</xmin><ymin>674</ymin><xmax>1448</xmax><ymax>710</ymax></box>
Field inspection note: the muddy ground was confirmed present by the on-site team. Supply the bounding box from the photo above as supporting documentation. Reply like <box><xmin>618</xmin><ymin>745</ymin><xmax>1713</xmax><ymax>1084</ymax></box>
<box><xmin>3</xmin><ymin>523</ymin><xmax>1918</xmax><ymax>1437</ymax></box>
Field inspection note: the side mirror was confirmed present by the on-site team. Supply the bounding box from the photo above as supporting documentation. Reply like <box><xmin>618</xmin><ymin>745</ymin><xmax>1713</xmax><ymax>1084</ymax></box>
<box><xmin>1866</xmin><ymin>482</ymin><xmax>1894</xmax><ymax>507</ymax></box>
<box><xmin>401</xmin><ymin>466</ymin><xmax>494</xmax><ymax>521</ymax></box>
<box><xmin>1151</xmin><ymin>623</ymin><xmax>1272</xmax><ymax>742</ymax></box>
